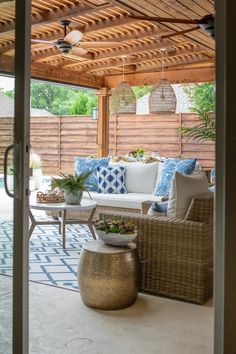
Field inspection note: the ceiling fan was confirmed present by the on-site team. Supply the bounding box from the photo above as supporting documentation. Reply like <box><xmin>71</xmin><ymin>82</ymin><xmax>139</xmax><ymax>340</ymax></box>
<box><xmin>129</xmin><ymin>14</ymin><xmax>215</xmax><ymax>39</ymax></box>
<box><xmin>31</xmin><ymin>20</ymin><xmax>121</xmax><ymax>57</ymax></box>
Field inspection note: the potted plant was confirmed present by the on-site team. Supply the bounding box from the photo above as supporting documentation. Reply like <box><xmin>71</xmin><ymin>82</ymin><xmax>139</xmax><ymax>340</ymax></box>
<box><xmin>128</xmin><ymin>147</ymin><xmax>146</xmax><ymax>161</ymax></box>
<box><xmin>94</xmin><ymin>217</ymin><xmax>137</xmax><ymax>247</ymax></box>
<box><xmin>52</xmin><ymin>171</ymin><xmax>92</xmax><ymax>205</ymax></box>
<box><xmin>30</xmin><ymin>151</ymin><xmax>42</xmax><ymax>190</ymax></box>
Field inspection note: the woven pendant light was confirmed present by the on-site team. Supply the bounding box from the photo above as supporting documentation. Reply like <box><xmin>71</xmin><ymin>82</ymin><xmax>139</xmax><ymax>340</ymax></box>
<box><xmin>110</xmin><ymin>56</ymin><xmax>136</xmax><ymax>115</ymax></box>
<box><xmin>149</xmin><ymin>51</ymin><xmax>177</xmax><ymax>114</ymax></box>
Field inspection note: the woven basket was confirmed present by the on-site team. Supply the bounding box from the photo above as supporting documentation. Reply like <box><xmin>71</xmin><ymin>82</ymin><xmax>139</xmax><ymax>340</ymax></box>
<box><xmin>149</xmin><ymin>79</ymin><xmax>177</xmax><ymax>113</ymax></box>
<box><xmin>36</xmin><ymin>191</ymin><xmax>64</xmax><ymax>204</ymax></box>
<box><xmin>110</xmin><ymin>81</ymin><xmax>136</xmax><ymax>114</ymax></box>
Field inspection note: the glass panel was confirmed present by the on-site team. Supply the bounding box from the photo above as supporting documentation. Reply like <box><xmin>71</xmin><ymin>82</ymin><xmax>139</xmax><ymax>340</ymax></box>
<box><xmin>0</xmin><ymin>1</ymin><xmax>14</xmax><ymax>353</ymax></box>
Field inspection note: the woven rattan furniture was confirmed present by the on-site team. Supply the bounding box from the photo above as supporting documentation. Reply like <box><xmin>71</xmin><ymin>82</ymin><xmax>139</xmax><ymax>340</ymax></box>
<box><xmin>99</xmin><ymin>192</ymin><xmax>213</xmax><ymax>304</ymax></box>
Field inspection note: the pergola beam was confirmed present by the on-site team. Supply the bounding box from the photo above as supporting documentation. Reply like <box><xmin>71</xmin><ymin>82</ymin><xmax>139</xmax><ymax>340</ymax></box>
<box><xmin>105</xmin><ymin>67</ymin><xmax>215</xmax><ymax>87</ymax></box>
<box><xmin>0</xmin><ymin>12</ymin><xmax>140</xmax><ymax>55</ymax></box>
<box><xmin>63</xmin><ymin>38</ymin><xmax>179</xmax><ymax>70</ymax></box>
<box><xmin>31</xmin><ymin>47</ymin><xmax>93</xmax><ymax>61</ymax></box>
<box><xmin>0</xmin><ymin>54</ymin><xmax>104</xmax><ymax>88</ymax></box>
<box><xmin>83</xmin><ymin>46</ymin><xmax>205</xmax><ymax>73</ymax></box>
<box><xmin>0</xmin><ymin>2</ymin><xmax>116</xmax><ymax>34</ymax></box>
<box><xmin>96</xmin><ymin>56</ymin><xmax>212</xmax><ymax>77</ymax></box>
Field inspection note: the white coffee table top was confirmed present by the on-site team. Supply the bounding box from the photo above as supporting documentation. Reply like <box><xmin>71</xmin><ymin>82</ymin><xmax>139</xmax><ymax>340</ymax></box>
<box><xmin>30</xmin><ymin>198</ymin><xmax>97</xmax><ymax>212</ymax></box>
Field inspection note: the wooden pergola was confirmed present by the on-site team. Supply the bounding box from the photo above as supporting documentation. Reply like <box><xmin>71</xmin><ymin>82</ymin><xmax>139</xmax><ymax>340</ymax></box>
<box><xmin>0</xmin><ymin>0</ymin><xmax>215</xmax><ymax>156</ymax></box>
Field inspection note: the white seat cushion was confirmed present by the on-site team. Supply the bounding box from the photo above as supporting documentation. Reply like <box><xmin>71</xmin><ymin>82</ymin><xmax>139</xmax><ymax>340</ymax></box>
<box><xmin>83</xmin><ymin>191</ymin><xmax>162</xmax><ymax>210</ymax></box>
<box><xmin>110</xmin><ymin>161</ymin><xmax>159</xmax><ymax>194</ymax></box>
<box><xmin>167</xmin><ymin>171</ymin><xmax>209</xmax><ymax>218</ymax></box>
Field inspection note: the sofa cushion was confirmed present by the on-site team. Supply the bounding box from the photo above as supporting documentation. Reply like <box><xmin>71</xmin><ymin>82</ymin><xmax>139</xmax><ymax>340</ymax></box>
<box><xmin>83</xmin><ymin>191</ymin><xmax>162</xmax><ymax>210</ymax></box>
<box><xmin>97</xmin><ymin>166</ymin><xmax>127</xmax><ymax>194</ymax></box>
<box><xmin>74</xmin><ymin>157</ymin><xmax>109</xmax><ymax>191</ymax></box>
<box><xmin>167</xmin><ymin>171</ymin><xmax>209</xmax><ymax>218</ymax></box>
<box><xmin>110</xmin><ymin>161</ymin><xmax>159</xmax><ymax>194</ymax></box>
<box><xmin>155</xmin><ymin>158</ymin><xmax>197</xmax><ymax>197</ymax></box>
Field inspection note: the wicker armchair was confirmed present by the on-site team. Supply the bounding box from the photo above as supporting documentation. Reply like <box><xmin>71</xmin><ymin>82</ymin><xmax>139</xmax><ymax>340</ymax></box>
<box><xmin>99</xmin><ymin>192</ymin><xmax>214</xmax><ymax>304</ymax></box>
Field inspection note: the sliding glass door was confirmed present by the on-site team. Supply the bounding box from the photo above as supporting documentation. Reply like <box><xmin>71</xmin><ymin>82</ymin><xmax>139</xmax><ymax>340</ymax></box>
<box><xmin>0</xmin><ymin>0</ymin><xmax>31</xmax><ymax>353</ymax></box>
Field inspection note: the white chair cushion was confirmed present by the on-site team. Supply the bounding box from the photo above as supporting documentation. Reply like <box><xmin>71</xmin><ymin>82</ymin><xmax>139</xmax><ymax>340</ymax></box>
<box><xmin>83</xmin><ymin>191</ymin><xmax>162</xmax><ymax>210</ymax></box>
<box><xmin>167</xmin><ymin>171</ymin><xmax>209</xmax><ymax>218</ymax></box>
<box><xmin>110</xmin><ymin>161</ymin><xmax>159</xmax><ymax>194</ymax></box>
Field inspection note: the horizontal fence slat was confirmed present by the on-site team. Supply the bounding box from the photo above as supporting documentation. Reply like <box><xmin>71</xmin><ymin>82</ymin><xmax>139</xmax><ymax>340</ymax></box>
<box><xmin>0</xmin><ymin>113</ymin><xmax>215</xmax><ymax>174</ymax></box>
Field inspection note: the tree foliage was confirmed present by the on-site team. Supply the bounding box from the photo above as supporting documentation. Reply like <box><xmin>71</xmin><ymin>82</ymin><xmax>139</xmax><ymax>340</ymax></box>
<box><xmin>70</xmin><ymin>92</ymin><xmax>98</xmax><ymax>115</ymax></box>
<box><xmin>183</xmin><ymin>82</ymin><xmax>215</xmax><ymax>113</ymax></box>
<box><xmin>132</xmin><ymin>85</ymin><xmax>152</xmax><ymax>99</ymax></box>
<box><xmin>3</xmin><ymin>81</ymin><xmax>98</xmax><ymax>115</ymax></box>
<box><xmin>181</xmin><ymin>82</ymin><xmax>216</xmax><ymax>142</ymax></box>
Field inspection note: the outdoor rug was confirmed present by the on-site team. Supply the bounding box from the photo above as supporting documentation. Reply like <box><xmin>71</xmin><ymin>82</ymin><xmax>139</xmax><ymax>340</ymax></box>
<box><xmin>0</xmin><ymin>219</ymin><xmax>92</xmax><ymax>291</ymax></box>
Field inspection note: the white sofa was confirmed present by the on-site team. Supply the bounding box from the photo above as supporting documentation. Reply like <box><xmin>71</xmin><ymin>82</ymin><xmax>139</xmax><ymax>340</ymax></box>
<box><xmin>83</xmin><ymin>161</ymin><xmax>164</xmax><ymax>213</ymax></box>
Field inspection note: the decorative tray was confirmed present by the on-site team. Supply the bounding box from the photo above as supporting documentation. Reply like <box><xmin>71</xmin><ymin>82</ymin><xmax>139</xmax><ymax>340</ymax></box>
<box><xmin>36</xmin><ymin>190</ymin><xmax>65</xmax><ymax>204</ymax></box>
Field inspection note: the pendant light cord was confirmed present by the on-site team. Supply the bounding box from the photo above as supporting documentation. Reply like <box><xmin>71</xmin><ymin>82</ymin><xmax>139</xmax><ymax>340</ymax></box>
<box><xmin>122</xmin><ymin>56</ymin><xmax>125</xmax><ymax>83</ymax></box>
<box><xmin>161</xmin><ymin>50</ymin><xmax>165</xmax><ymax>97</ymax></box>
<box><xmin>161</xmin><ymin>51</ymin><xmax>164</xmax><ymax>81</ymax></box>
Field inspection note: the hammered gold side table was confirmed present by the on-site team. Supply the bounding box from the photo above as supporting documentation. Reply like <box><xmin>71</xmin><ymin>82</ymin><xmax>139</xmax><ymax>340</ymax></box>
<box><xmin>78</xmin><ymin>240</ymin><xmax>139</xmax><ymax>310</ymax></box>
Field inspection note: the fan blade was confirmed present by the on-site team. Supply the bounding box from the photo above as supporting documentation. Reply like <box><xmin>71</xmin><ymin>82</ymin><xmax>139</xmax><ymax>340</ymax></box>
<box><xmin>31</xmin><ymin>39</ymin><xmax>56</xmax><ymax>45</ymax></box>
<box><xmin>64</xmin><ymin>30</ymin><xmax>83</xmax><ymax>45</ymax></box>
<box><xmin>71</xmin><ymin>47</ymin><xmax>88</xmax><ymax>56</ymax></box>
<box><xmin>129</xmin><ymin>15</ymin><xmax>201</xmax><ymax>25</ymax></box>
<box><xmin>77</xmin><ymin>41</ymin><xmax>121</xmax><ymax>48</ymax></box>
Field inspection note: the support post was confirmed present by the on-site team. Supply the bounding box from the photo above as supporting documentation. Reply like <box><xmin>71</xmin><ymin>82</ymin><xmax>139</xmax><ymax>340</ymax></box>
<box><xmin>215</xmin><ymin>0</ymin><xmax>236</xmax><ymax>353</ymax></box>
<box><xmin>97</xmin><ymin>87</ymin><xmax>110</xmax><ymax>157</ymax></box>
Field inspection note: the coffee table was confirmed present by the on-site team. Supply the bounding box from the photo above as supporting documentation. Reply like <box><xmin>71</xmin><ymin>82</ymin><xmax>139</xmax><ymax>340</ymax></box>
<box><xmin>29</xmin><ymin>199</ymin><xmax>97</xmax><ymax>249</ymax></box>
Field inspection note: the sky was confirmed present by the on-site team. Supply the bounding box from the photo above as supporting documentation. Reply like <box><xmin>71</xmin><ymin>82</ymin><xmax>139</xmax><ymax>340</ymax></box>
<box><xmin>0</xmin><ymin>75</ymin><xmax>15</xmax><ymax>91</ymax></box>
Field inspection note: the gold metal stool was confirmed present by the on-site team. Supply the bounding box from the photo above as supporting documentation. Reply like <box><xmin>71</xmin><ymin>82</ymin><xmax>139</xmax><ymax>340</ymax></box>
<box><xmin>78</xmin><ymin>240</ymin><xmax>139</xmax><ymax>310</ymax></box>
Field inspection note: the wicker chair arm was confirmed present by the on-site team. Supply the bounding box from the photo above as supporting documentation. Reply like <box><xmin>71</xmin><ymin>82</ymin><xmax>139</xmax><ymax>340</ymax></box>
<box><xmin>99</xmin><ymin>210</ymin><xmax>205</xmax><ymax>233</ymax></box>
<box><xmin>185</xmin><ymin>192</ymin><xmax>214</xmax><ymax>224</ymax></box>
<box><xmin>141</xmin><ymin>200</ymin><xmax>153</xmax><ymax>214</ymax></box>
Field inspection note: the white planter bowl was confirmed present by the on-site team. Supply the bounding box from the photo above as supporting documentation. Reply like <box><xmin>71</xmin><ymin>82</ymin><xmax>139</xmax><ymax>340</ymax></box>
<box><xmin>96</xmin><ymin>229</ymin><xmax>137</xmax><ymax>247</ymax></box>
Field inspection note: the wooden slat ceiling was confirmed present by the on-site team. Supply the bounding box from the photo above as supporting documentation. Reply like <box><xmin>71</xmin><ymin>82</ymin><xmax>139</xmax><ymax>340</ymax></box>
<box><xmin>0</xmin><ymin>0</ymin><xmax>215</xmax><ymax>88</ymax></box>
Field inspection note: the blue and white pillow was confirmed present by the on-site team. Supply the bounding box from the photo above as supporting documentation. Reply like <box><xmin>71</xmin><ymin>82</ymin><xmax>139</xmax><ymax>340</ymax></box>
<box><xmin>155</xmin><ymin>158</ymin><xmax>197</xmax><ymax>196</ymax></box>
<box><xmin>97</xmin><ymin>166</ymin><xmax>127</xmax><ymax>194</ymax></box>
<box><xmin>74</xmin><ymin>157</ymin><xmax>110</xmax><ymax>191</ymax></box>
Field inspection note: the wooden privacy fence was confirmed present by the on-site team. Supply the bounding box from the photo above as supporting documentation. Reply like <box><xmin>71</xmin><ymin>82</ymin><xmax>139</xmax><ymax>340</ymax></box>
<box><xmin>0</xmin><ymin>113</ymin><xmax>215</xmax><ymax>175</ymax></box>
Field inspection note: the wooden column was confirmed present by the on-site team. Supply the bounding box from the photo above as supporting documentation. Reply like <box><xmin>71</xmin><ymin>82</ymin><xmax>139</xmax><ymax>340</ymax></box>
<box><xmin>97</xmin><ymin>87</ymin><xmax>110</xmax><ymax>157</ymax></box>
<box><xmin>215</xmin><ymin>0</ymin><xmax>236</xmax><ymax>353</ymax></box>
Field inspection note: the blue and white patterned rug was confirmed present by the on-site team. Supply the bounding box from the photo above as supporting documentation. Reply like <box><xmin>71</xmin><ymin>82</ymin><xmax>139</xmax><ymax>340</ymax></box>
<box><xmin>0</xmin><ymin>219</ymin><xmax>92</xmax><ymax>291</ymax></box>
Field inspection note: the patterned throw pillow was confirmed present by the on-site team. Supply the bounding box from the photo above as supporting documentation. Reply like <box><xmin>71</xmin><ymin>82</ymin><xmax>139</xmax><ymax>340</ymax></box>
<box><xmin>155</xmin><ymin>158</ymin><xmax>197</xmax><ymax>197</ymax></box>
<box><xmin>74</xmin><ymin>157</ymin><xmax>110</xmax><ymax>191</ymax></box>
<box><xmin>97</xmin><ymin>166</ymin><xmax>127</xmax><ymax>194</ymax></box>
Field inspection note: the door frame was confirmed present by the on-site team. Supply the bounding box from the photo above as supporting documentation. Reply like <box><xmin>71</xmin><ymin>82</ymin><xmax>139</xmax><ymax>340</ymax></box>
<box><xmin>13</xmin><ymin>0</ymin><xmax>31</xmax><ymax>353</ymax></box>
<box><xmin>215</xmin><ymin>0</ymin><xmax>236</xmax><ymax>353</ymax></box>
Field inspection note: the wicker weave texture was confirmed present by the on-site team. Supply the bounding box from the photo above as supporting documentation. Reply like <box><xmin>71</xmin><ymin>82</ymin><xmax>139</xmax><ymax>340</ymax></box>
<box><xmin>47</xmin><ymin>204</ymin><xmax>141</xmax><ymax>221</ymax></box>
<box><xmin>149</xmin><ymin>79</ymin><xmax>177</xmax><ymax>114</ymax></box>
<box><xmin>100</xmin><ymin>192</ymin><xmax>213</xmax><ymax>304</ymax></box>
<box><xmin>110</xmin><ymin>81</ymin><xmax>136</xmax><ymax>114</ymax></box>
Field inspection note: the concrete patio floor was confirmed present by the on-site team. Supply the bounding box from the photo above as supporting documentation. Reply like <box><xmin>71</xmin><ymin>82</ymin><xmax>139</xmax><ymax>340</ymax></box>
<box><xmin>0</xmin><ymin>188</ymin><xmax>213</xmax><ymax>354</ymax></box>
<box><xmin>0</xmin><ymin>275</ymin><xmax>213</xmax><ymax>354</ymax></box>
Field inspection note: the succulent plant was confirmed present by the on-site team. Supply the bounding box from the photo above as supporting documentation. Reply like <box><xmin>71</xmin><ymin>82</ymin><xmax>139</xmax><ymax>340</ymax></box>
<box><xmin>94</xmin><ymin>217</ymin><xmax>137</xmax><ymax>235</ymax></box>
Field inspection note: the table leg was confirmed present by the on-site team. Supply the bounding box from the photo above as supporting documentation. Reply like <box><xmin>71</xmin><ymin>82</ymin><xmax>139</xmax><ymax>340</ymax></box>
<box><xmin>29</xmin><ymin>209</ymin><xmax>36</xmax><ymax>238</ymax></box>
<box><xmin>88</xmin><ymin>222</ymin><xmax>96</xmax><ymax>240</ymax></box>
<box><xmin>88</xmin><ymin>207</ymin><xmax>97</xmax><ymax>240</ymax></box>
<box><xmin>59</xmin><ymin>211</ymin><xmax>62</xmax><ymax>234</ymax></box>
<box><xmin>62</xmin><ymin>210</ymin><xmax>66</xmax><ymax>249</ymax></box>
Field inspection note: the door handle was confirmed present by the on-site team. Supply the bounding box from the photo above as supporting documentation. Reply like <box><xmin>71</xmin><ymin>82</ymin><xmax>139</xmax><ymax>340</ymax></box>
<box><xmin>4</xmin><ymin>144</ymin><xmax>14</xmax><ymax>198</ymax></box>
